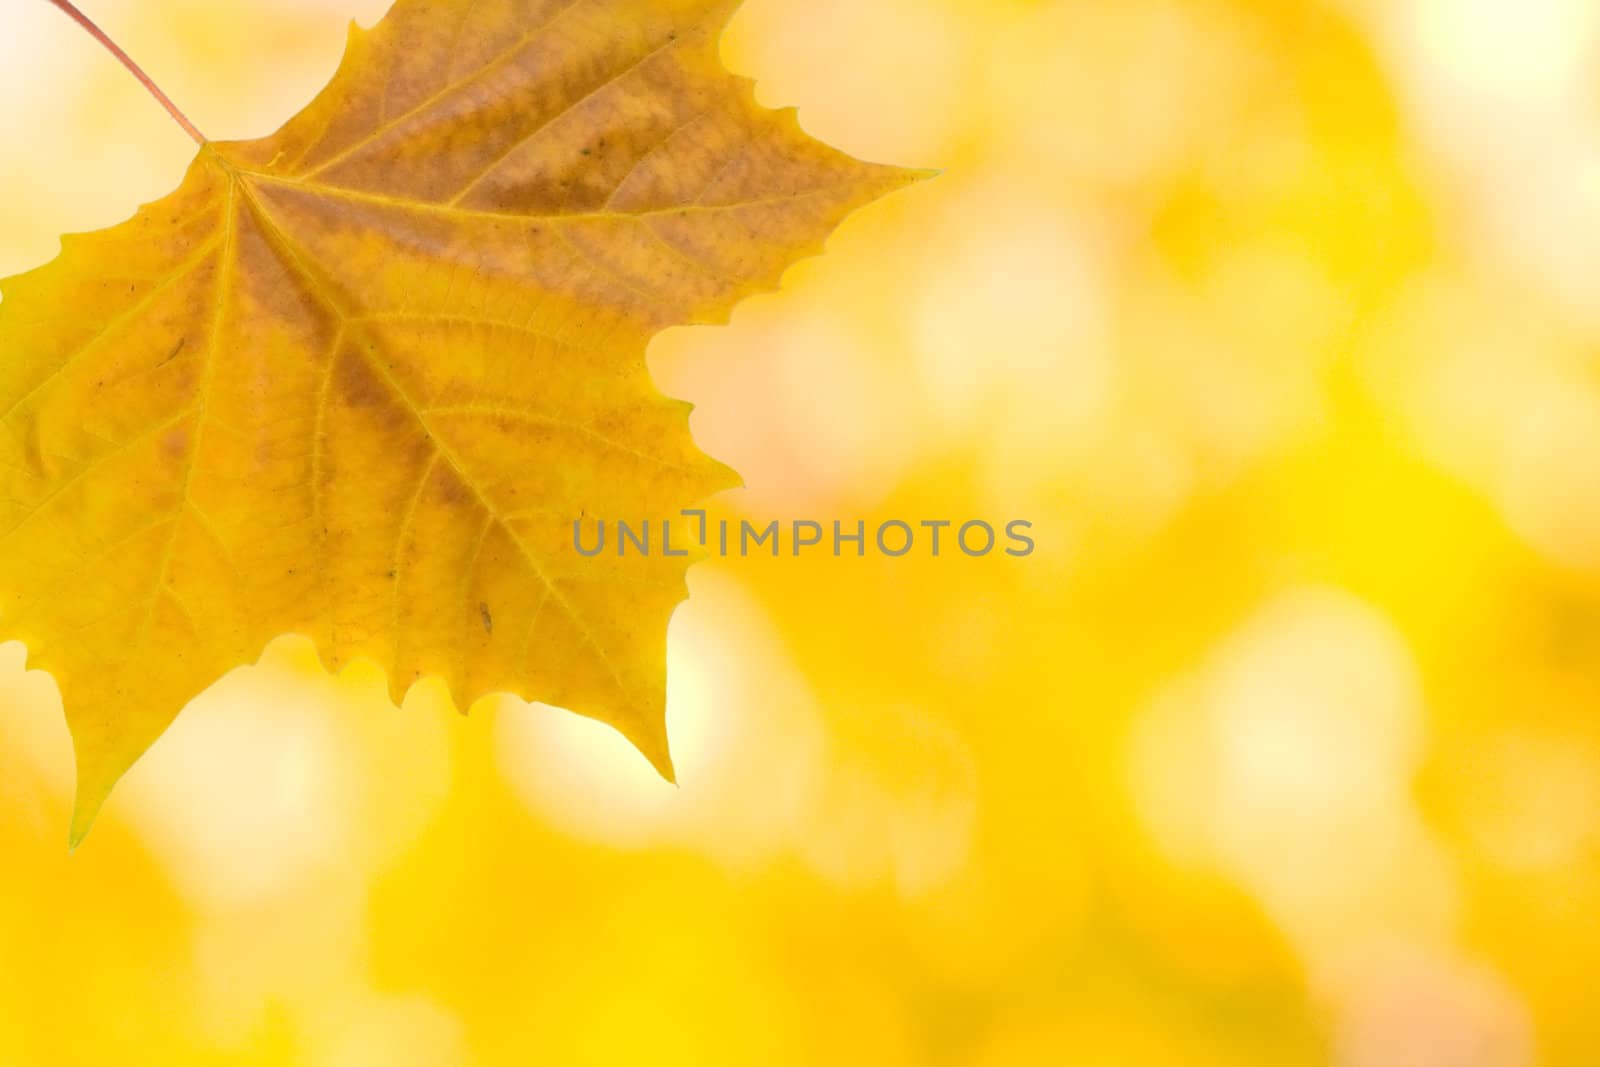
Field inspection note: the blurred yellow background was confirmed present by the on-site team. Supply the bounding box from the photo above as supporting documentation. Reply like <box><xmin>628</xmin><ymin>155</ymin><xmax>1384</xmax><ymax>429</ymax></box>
<box><xmin>3</xmin><ymin>0</ymin><xmax>1599</xmax><ymax>1063</ymax></box>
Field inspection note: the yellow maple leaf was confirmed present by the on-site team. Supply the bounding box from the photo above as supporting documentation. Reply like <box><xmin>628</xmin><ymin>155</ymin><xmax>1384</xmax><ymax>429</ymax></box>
<box><xmin>0</xmin><ymin>0</ymin><xmax>924</xmax><ymax>844</ymax></box>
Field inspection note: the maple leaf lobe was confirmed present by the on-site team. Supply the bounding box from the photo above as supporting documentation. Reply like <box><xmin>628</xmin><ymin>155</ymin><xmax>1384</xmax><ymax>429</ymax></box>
<box><xmin>0</xmin><ymin>0</ymin><xmax>925</xmax><ymax>845</ymax></box>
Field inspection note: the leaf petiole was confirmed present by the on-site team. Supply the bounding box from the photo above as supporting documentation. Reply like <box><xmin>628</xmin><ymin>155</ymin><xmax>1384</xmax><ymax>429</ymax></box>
<box><xmin>43</xmin><ymin>0</ymin><xmax>208</xmax><ymax>145</ymax></box>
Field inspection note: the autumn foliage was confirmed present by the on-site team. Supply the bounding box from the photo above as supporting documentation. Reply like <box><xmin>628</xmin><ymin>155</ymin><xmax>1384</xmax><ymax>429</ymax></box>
<box><xmin>0</xmin><ymin>0</ymin><xmax>921</xmax><ymax>842</ymax></box>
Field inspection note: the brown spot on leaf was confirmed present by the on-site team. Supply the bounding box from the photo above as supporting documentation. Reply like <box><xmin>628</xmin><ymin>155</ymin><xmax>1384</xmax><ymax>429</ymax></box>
<box><xmin>334</xmin><ymin>348</ymin><xmax>385</xmax><ymax>408</ymax></box>
<box><xmin>160</xmin><ymin>426</ymin><xmax>191</xmax><ymax>463</ymax></box>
